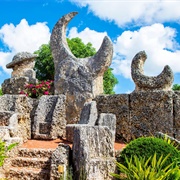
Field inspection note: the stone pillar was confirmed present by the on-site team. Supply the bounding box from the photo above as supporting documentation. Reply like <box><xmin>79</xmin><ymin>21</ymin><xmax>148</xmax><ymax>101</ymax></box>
<box><xmin>72</xmin><ymin>125</ymin><xmax>115</xmax><ymax>180</ymax></box>
<box><xmin>50</xmin><ymin>143</ymin><xmax>71</xmax><ymax>180</ymax></box>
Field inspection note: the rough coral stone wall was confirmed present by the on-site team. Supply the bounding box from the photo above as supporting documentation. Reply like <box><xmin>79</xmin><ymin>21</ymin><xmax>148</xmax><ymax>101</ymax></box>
<box><xmin>0</xmin><ymin>95</ymin><xmax>34</xmax><ymax>141</ymax></box>
<box><xmin>95</xmin><ymin>92</ymin><xmax>174</xmax><ymax>142</ymax></box>
<box><xmin>130</xmin><ymin>91</ymin><xmax>174</xmax><ymax>139</ymax></box>
<box><xmin>94</xmin><ymin>94</ymin><xmax>130</xmax><ymax>141</ymax></box>
<box><xmin>173</xmin><ymin>91</ymin><xmax>180</xmax><ymax>140</ymax></box>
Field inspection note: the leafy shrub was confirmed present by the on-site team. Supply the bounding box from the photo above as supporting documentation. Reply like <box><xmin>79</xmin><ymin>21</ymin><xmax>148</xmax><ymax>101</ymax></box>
<box><xmin>111</xmin><ymin>153</ymin><xmax>180</xmax><ymax>180</ymax></box>
<box><xmin>0</xmin><ymin>139</ymin><xmax>18</xmax><ymax>167</ymax></box>
<box><xmin>119</xmin><ymin>137</ymin><xmax>180</xmax><ymax>169</ymax></box>
<box><xmin>20</xmin><ymin>80</ymin><xmax>54</xmax><ymax>98</ymax></box>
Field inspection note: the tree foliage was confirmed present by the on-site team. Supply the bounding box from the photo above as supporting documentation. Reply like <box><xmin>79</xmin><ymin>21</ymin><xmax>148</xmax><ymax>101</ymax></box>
<box><xmin>172</xmin><ymin>84</ymin><xmax>180</xmax><ymax>91</ymax></box>
<box><xmin>0</xmin><ymin>88</ymin><xmax>3</xmax><ymax>96</ymax></box>
<box><xmin>34</xmin><ymin>44</ymin><xmax>54</xmax><ymax>80</ymax></box>
<box><xmin>67</xmin><ymin>38</ymin><xmax>96</xmax><ymax>58</ymax></box>
<box><xmin>34</xmin><ymin>37</ymin><xmax>118</xmax><ymax>94</ymax></box>
<box><xmin>103</xmin><ymin>68</ymin><xmax>118</xmax><ymax>94</ymax></box>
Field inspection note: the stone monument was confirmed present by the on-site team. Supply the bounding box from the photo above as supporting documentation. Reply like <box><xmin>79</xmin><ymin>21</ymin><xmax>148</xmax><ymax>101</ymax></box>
<box><xmin>95</xmin><ymin>51</ymin><xmax>175</xmax><ymax>142</ymax></box>
<box><xmin>2</xmin><ymin>52</ymin><xmax>37</xmax><ymax>94</ymax></box>
<box><xmin>131</xmin><ymin>51</ymin><xmax>174</xmax><ymax>92</ymax></box>
<box><xmin>50</xmin><ymin>12</ymin><xmax>113</xmax><ymax>124</ymax></box>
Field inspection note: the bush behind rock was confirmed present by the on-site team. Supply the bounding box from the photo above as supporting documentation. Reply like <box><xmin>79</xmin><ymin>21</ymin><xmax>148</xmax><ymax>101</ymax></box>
<box><xmin>119</xmin><ymin>137</ymin><xmax>180</xmax><ymax>168</ymax></box>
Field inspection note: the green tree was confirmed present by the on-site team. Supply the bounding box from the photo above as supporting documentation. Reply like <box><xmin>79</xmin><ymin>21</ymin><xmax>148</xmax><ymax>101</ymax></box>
<box><xmin>34</xmin><ymin>37</ymin><xmax>118</xmax><ymax>94</ymax></box>
<box><xmin>103</xmin><ymin>68</ymin><xmax>118</xmax><ymax>94</ymax></box>
<box><xmin>34</xmin><ymin>44</ymin><xmax>54</xmax><ymax>80</ymax></box>
<box><xmin>172</xmin><ymin>84</ymin><xmax>180</xmax><ymax>91</ymax></box>
<box><xmin>67</xmin><ymin>38</ymin><xmax>96</xmax><ymax>58</ymax></box>
<box><xmin>0</xmin><ymin>88</ymin><xmax>3</xmax><ymax>96</ymax></box>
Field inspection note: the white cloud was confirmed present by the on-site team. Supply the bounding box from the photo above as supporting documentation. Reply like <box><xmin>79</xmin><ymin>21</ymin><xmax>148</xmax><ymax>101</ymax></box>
<box><xmin>67</xmin><ymin>24</ymin><xmax>180</xmax><ymax>81</ymax></box>
<box><xmin>112</xmin><ymin>23</ymin><xmax>180</xmax><ymax>79</ymax></box>
<box><xmin>67</xmin><ymin>27</ymin><xmax>107</xmax><ymax>50</ymax></box>
<box><xmin>0</xmin><ymin>52</ymin><xmax>12</xmax><ymax>74</ymax></box>
<box><xmin>69</xmin><ymin>0</ymin><xmax>180</xmax><ymax>27</ymax></box>
<box><xmin>0</xmin><ymin>19</ymin><xmax>50</xmax><ymax>73</ymax></box>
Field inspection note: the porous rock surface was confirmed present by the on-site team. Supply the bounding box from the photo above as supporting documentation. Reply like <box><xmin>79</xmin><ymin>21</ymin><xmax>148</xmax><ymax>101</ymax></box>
<box><xmin>50</xmin><ymin>143</ymin><xmax>70</xmax><ymax>180</ymax></box>
<box><xmin>131</xmin><ymin>51</ymin><xmax>174</xmax><ymax>92</ymax></box>
<box><xmin>73</xmin><ymin>125</ymin><xmax>115</xmax><ymax>180</ymax></box>
<box><xmin>95</xmin><ymin>94</ymin><xmax>130</xmax><ymax>141</ymax></box>
<box><xmin>95</xmin><ymin>91</ymin><xmax>175</xmax><ymax>142</ymax></box>
<box><xmin>66</xmin><ymin>100</ymin><xmax>117</xmax><ymax>143</ymax></box>
<box><xmin>6</xmin><ymin>52</ymin><xmax>37</xmax><ymax>69</ymax></box>
<box><xmin>7</xmin><ymin>147</ymin><xmax>54</xmax><ymax>180</ymax></box>
<box><xmin>32</xmin><ymin>95</ymin><xmax>66</xmax><ymax>139</ymax></box>
<box><xmin>0</xmin><ymin>95</ymin><xmax>34</xmax><ymax>142</ymax></box>
<box><xmin>50</xmin><ymin>12</ymin><xmax>113</xmax><ymax>123</ymax></box>
<box><xmin>2</xmin><ymin>77</ymin><xmax>37</xmax><ymax>95</ymax></box>
<box><xmin>97</xmin><ymin>113</ymin><xmax>116</xmax><ymax>142</ymax></box>
<box><xmin>173</xmin><ymin>91</ymin><xmax>180</xmax><ymax>140</ymax></box>
<box><xmin>130</xmin><ymin>91</ymin><xmax>174</xmax><ymax>138</ymax></box>
<box><xmin>78</xmin><ymin>101</ymin><xmax>98</xmax><ymax>125</ymax></box>
<box><xmin>2</xmin><ymin>52</ymin><xmax>37</xmax><ymax>94</ymax></box>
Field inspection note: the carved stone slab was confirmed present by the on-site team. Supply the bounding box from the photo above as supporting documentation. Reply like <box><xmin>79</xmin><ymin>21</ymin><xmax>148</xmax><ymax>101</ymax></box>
<box><xmin>32</xmin><ymin>95</ymin><xmax>66</xmax><ymax>139</ymax></box>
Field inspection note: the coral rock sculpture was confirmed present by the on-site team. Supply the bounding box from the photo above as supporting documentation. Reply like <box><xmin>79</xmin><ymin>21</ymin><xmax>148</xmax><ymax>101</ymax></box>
<box><xmin>2</xmin><ymin>52</ymin><xmax>37</xmax><ymax>94</ymax></box>
<box><xmin>50</xmin><ymin>12</ymin><xmax>113</xmax><ymax>123</ymax></box>
<box><xmin>131</xmin><ymin>51</ymin><xmax>174</xmax><ymax>92</ymax></box>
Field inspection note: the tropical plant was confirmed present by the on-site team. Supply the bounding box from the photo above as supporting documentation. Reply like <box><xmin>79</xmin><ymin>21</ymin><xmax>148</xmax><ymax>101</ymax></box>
<box><xmin>111</xmin><ymin>153</ymin><xmax>180</xmax><ymax>180</ymax></box>
<box><xmin>34</xmin><ymin>38</ymin><xmax>118</xmax><ymax>94</ymax></box>
<box><xmin>0</xmin><ymin>139</ymin><xmax>18</xmax><ymax>167</ymax></box>
<box><xmin>20</xmin><ymin>80</ymin><xmax>54</xmax><ymax>98</ymax></box>
<box><xmin>157</xmin><ymin>133</ymin><xmax>179</xmax><ymax>149</ymax></box>
<box><xmin>118</xmin><ymin>137</ymin><xmax>180</xmax><ymax>169</ymax></box>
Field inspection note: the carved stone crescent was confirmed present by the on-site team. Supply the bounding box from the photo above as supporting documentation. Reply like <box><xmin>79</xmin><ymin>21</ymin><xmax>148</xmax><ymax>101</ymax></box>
<box><xmin>131</xmin><ymin>51</ymin><xmax>174</xmax><ymax>91</ymax></box>
<box><xmin>50</xmin><ymin>12</ymin><xmax>113</xmax><ymax>123</ymax></box>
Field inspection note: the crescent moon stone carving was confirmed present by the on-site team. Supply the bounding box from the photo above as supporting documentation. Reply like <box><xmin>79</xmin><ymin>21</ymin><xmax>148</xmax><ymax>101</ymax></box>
<box><xmin>131</xmin><ymin>51</ymin><xmax>174</xmax><ymax>91</ymax></box>
<box><xmin>50</xmin><ymin>12</ymin><xmax>113</xmax><ymax>123</ymax></box>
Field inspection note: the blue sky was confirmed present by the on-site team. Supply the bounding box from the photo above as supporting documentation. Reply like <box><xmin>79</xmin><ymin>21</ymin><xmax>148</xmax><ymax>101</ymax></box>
<box><xmin>1</xmin><ymin>0</ymin><xmax>180</xmax><ymax>94</ymax></box>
